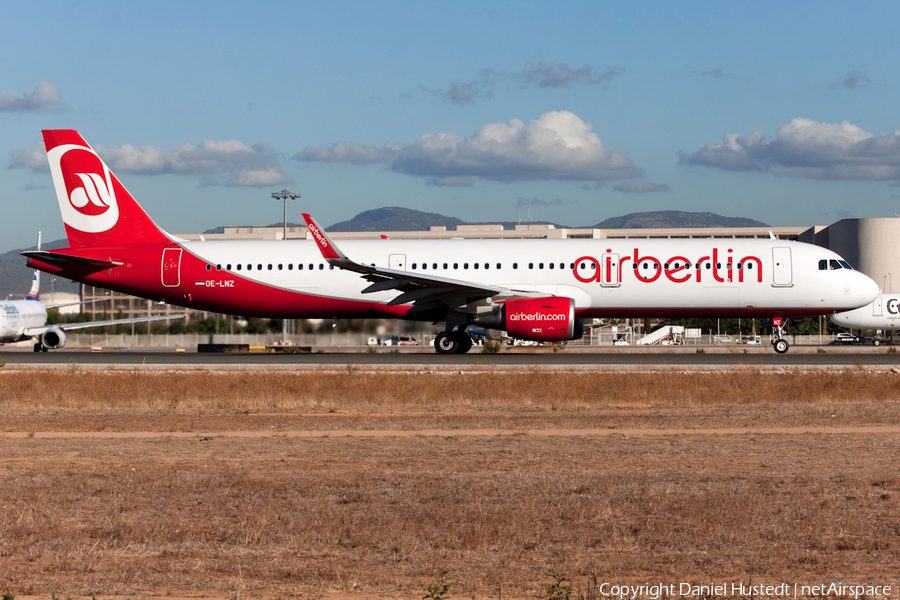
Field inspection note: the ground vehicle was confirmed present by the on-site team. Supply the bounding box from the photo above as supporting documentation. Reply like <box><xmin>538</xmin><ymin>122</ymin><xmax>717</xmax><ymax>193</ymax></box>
<box><xmin>366</xmin><ymin>336</ymin><xmax>381</xmax><ymax>346</ymax></box>
<box><xmin>834</xmin><ymin>332</ymin><xmax>860</xmax><ymax>344</ymax></box>
<box><xmin>383</xmin><ymin>335</ymin><xmax>417</xmax><ymax>346</ymax></box>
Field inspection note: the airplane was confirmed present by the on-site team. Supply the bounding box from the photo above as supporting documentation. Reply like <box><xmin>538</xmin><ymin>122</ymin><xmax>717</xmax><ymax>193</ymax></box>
<box><xmin>2</xmin><ymin>235</ymin><xmax>185</xmax><ymax>351</ymax></box>
<box><xmin>23</xmin><ymin>129</ymin><xmax>880</xmax><ymax>354</ymax></box>
<box><xmin>831</xmin><ymin>293</ymin><xmax>900</xmax><ymax>331</ymax></box>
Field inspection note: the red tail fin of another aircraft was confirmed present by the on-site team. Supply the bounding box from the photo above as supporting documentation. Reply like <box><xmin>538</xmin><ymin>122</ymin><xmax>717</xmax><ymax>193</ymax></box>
<box><xmin>42</xmin><ymin>130</ymin><xmax>171</xmax><ymax>248</ymax></box>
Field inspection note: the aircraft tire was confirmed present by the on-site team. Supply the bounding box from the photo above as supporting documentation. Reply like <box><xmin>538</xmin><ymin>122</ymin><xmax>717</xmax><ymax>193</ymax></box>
<box><xmin>452</xmin><ymin>331</ymin><xmax>473</xmax><ymax>354</ymax></box>
<box><xmin>434</xmin><ymin>331</ymin><xmax>459</xmax><ymax>354</ymax></box>
<box><xmin>774</xmin><ymin>338</ymin><xmax>790</xmax><ymax>354</ymax></box>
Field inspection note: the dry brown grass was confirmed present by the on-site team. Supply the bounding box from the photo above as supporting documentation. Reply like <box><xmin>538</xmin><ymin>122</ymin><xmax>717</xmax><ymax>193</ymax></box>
<box><xmin>2</xmin><ymin>369</ymin><xmax>900</xmax><ymax>411</ymax></box>
<box><xmin>1</xmin><ymin>370</ymin><xmax>899</xmax><ymax>599</ymax></box>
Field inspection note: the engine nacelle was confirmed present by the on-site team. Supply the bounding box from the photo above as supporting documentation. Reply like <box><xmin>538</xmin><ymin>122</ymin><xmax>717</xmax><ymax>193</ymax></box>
<box><xmin>499</xmin><ymin>297</ymin><xmax>577</xmax><ymax>342</ymax></box>
<box><xmin>40</xmin><ymin>328</ymin><xmax>67</xmax><ymax>349</ymax></box>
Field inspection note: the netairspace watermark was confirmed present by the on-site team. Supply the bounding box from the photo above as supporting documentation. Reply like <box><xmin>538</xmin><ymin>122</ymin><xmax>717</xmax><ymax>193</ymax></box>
<box><xmin>597</xmin><ymin>582</ymin><xmax>893</xmax><ymax>600</ymax></box>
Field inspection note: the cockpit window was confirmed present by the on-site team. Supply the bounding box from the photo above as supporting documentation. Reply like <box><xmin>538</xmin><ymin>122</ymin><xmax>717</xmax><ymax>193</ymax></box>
<box><xmin>821</xmin><ymin>258</ymin><xmax>853</xmax><ymax>271</ymax></box>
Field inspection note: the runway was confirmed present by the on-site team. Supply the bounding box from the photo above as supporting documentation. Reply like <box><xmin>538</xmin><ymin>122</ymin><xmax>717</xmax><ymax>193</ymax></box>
<box><xmin>3</xmin><ymin>347</ymin><xmax>900</xmax><ymax>370</ymax></box>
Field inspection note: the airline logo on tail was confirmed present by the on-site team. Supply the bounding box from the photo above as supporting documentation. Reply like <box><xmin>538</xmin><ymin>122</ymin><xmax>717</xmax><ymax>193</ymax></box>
<box><xmin>47</xmin><ymin>143</ymin><xmax>120</xmax><ymax>233</ymax></box>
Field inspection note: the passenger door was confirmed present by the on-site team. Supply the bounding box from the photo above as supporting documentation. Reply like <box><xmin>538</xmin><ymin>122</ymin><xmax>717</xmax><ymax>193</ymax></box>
<box><xmin>772</xmin><ymin>247</ymin><xmax>792</xmax><ymax>287</ymax></box>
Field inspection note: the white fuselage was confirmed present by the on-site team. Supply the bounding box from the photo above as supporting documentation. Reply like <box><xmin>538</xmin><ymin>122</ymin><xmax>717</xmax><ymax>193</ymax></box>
<box><xmin>175</xmin><ymin>236</ymin><xmax>879</xmax><ymax>318</ymax></box>
<box><xmin>0</xmin><ymin>300</ymin><xmax>48</xmax><ymax>343</ymax></box>
<box><xmin>831</xmin><ymin>293</ymin><xmax>900</xmax><ymax>330</ymax></box>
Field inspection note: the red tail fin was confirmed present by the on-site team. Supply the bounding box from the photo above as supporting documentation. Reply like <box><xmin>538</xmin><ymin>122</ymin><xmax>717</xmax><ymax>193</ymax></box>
<box><xmin>43</xmin><ymin>130</ymin><xmax>170</xmax><ymax>248</ymax></box>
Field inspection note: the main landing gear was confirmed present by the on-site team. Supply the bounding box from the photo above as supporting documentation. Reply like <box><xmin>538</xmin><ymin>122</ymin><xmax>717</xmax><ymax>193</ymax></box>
<box><xmin>434</xmin><ymin>330</ymin><xmax>473</xmax><ymax>355</ymax></box>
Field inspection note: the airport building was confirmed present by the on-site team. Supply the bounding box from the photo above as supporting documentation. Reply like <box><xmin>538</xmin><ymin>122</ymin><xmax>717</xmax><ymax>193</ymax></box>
<box><xmin>79</xmin><ymin>217</ymin><xmax>900</xmax><ymax>322</ymax></box>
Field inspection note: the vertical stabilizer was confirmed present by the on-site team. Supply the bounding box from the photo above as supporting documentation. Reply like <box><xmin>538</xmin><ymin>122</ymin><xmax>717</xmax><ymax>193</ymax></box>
<box><xmin>42</xmin><ymin>130</ymin><xmax>171</xmax><ymax>248</ymax></box>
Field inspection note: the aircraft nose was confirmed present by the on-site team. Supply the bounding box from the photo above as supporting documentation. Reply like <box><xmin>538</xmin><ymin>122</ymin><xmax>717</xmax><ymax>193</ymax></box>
<box><xmin>859</xmin><ymin>273</ymin><xmax>880</xmax><ymax>304</ymax></box>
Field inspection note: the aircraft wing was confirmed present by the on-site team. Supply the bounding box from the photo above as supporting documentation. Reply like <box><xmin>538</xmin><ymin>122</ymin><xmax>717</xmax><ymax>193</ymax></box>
<box><xmin>303</xmin><ymin>213</ymin><xmax>532</xmax><ymax>314</ymax></box>
<box><xmin>23</xmin><ymin>313</ymin><xmax>186</xmax><ymax>336</ymax></box>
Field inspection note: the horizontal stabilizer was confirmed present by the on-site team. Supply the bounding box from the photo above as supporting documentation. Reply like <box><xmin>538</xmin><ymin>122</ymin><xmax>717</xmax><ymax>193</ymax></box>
<box><xmin>22</xmin><ymin>250</ymin><xmax>123</xmax><ymax>270</ymax></box>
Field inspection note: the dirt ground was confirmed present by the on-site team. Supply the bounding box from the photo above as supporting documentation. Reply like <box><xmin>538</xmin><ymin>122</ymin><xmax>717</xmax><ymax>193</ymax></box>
<box><xmin>1</xmin><ymin>372</ymin><xmax>899</xmax><ymax>600</ymax></box>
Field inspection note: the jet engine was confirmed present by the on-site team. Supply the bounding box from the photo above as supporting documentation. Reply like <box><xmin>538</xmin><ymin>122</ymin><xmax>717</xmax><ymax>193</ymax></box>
<box><xmin>475</xmin><ymin>297</ymin><xmax>582</xmax><ymax>342</ymax></box>
<box><xmin>39</xmin><ymin>327</ymin><xmax>67</xmax><ymax>349</ymax></box>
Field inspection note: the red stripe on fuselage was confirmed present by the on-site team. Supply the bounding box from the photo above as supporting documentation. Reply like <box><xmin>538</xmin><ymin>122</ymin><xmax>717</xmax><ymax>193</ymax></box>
<box><xmin>27</xmin><ymin>243</ymin><xmax>412</xmax><ymax>319</ymax></box>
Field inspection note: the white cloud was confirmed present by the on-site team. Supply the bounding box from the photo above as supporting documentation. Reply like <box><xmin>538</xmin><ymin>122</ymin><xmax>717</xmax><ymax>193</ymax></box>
<box><xmin>296</xmin><ymin>111</ymin><xmax>641</xmax><ymax>183</ymax></box>
<box><xmin>679</xmin><ymin>118</ymin><xmax>900</xmax><ymax>181</ymax></box>
<box><xmin>614</xmin><ymin>180</ymin><xmax>671</xmax><ymax>193</ymax></box>
<box><xmin>9</xmin><ymin>144</ymin><xmax>48</xmax><ymax>170</ymax></box>
<box><xmin>0</xmin><ymin>81</ymin><xmax>63</xmax><ymax>112</ymax></box>
<box><xmin>10</xmin><ymin>138</ymin><xmax>292</xmax><ymax>187</ymax></box>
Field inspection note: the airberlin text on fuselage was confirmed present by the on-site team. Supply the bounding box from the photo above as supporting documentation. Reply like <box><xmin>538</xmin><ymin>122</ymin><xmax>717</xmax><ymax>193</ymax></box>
<box><xmin>573</xmin><ymin>247</ymin><xmax>764</xmax><ymax>285</ymax></box>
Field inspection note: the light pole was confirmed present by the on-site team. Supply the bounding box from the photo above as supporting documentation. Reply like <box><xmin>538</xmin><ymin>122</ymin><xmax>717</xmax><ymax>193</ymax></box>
<box><xmin>271</xmin><ymin>189</ymin><xmax>300</xmax><ymax>240</ymax></box>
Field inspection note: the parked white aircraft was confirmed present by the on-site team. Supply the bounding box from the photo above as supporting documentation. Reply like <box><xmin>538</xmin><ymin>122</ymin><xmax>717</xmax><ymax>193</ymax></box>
<box><xmin>24</xmin><ymin>129</ymin><xmax>880</xmax><ymax>354</ymax></box>
<box><xmin>2</xmin><ymin>235</ymin><xmax>184</xmax><ymax>351</ymax></box>
<box><xmin>831</xmin><ymin>293</ymin><xmax>900</xmax><ymax>331</ymax></box>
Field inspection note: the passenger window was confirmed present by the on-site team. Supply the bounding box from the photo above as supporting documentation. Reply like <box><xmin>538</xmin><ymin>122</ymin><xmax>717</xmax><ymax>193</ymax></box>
<box><xmin>298</xmin><ymin>264</ymin><xmax>303</xmax><ymax>270</ymax></box>
<box><xmin>309</xmin><ymin>264</ymin><xmax>313</xmax><ymax>270</ymax></box>
<box><xmin>443</xmin><ymin>263</ymin><xmax>448</xmax><ymax>269</ymax></box>
<box><xmin>268</xmin><ymin>264</ymin><xmax>273</xmax><ymax>270</ymax></box>
<box><xmin>549</xmin><ymin>263</ymin><xmax>554</xmax><ymax>269</ymax></box>
<box><xmin>258</xmin><ymin>264</ymin><xmax>262</xmax><ymax>270</ymax></box>
<box><xmin>433</xmin><ymin>263</ymin><xmax>438</xmax><ymax>269</ymax></box>
<box><xmin>412</xmin><ymin>263</ymin><xmax>417</xmax><ymax>270</ymax></box>
<box><xmin>746</xmin><ymin>263</ymin><xmax>753</xmax><ymax>269</ymax></box>
<box><xmin>473</xmin><ymin>263</ymin><xmax>478</xmax><ymax>269</ymax></box>
<box><xmin>237</xmin><ymin>264</ymin><xmax>242</xmax><ymax>270</ymax></box>
<box><xmin>288</xmin><ymin>264</ymin><xmax>293</xmax><ymax>270</ymax></box>
<box><xmin>539</xmin><ymin>263</ymin><xmax>544</xmax><ymax>269</ymax></box>
<box><xmin>495</xmin><ymin>263</ymin><xmax>500</xmax><ymax>269</ymax></box>
<box><xmin>464</xmin><ymin>263</ymin><xmax>468</xmax><ymax>269</ymax></box>
<box><xmin>319</xmin><ymin>264</ymin><xmax>324</xmax><ymax>270</ymax></box>
<box><xmin>216</xmin><ymin>264</ymin><xmax>221</xmax><ymax>271</ymax></box>
<box><xmin>529</xmin><ymin>263</ymin><xmax>534</xmax><ymax>269</ymax></box>
<box><xmin>278</xmin><ymin>264</ymin><xmax>282</xmax><ymax>270</ymax></box>
<box><xmin>206</xmin><ymin>264</ymin><xmax>211</xmax><ymax>271</ymax></box>
<box><xmin>227</xmin><ymin>264</ymin><xmax>232</xmax><ymax>270</ymax></box>
<box><xmin>453</xmin><ymin>263</ymin><xmax>458</xmax><ymax>269</ymax></box>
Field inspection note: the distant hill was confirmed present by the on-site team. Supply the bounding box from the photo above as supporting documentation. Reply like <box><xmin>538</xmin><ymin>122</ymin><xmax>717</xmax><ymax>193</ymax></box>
<box><xmin>0</xmin><ymin>239</ymin><xmax>80</xmax><ymax>301</ymax></box>
<box><xmin>594</xmin><ymin>211</ymin><xmax>768</xmax><ymax>229</ymax></box>
<box><xmin>328</xmin><ymin>207</ymin><xmax>468</xmax><ymax>232</ymax></box>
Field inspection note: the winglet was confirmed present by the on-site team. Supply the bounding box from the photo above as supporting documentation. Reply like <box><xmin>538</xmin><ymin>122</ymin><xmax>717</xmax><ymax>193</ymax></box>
<box><xmin>26</xmin><ymin>232</ymin><xmax>42</xmax><ymax>300</ymax></box>
<box><xmin>302</xmin><ymin>213</ymin><xmax>346</xmax><ymax>260</ymax></box>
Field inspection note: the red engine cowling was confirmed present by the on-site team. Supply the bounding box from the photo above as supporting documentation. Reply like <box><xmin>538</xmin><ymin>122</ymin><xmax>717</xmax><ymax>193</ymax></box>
<box><xmin>502</xmin><ymin>297</ymin><xmax>575</xmax><ymax>341</ymax></box>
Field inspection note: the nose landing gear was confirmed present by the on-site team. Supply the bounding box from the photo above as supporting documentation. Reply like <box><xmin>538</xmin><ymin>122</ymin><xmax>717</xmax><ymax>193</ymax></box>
<box><xmin>772</xmin><ymin>318</ymin><xmax>789</xmax><ymax>354</ymax></box>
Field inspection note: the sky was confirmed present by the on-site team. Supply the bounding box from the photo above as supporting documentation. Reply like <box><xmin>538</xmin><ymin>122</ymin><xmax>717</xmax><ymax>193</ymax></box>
<box><xmin>3</xmin><ymin>0</ymin><xmax>900</xmax><ymax>253</ymax></box>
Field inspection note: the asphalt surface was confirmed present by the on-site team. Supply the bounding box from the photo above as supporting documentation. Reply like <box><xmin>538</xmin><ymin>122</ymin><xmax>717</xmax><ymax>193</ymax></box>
<box><xmin>2</xmin><ymin>347</ymin><xmax>899</xmax><ymax>369</ymax></box>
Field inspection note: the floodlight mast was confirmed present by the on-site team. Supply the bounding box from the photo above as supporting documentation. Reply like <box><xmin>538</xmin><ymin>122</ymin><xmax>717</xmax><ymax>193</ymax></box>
<box><xmin>271</xmin><ymin>189</ymin><xmax>301</xmax><ymax>240</ymax></box>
